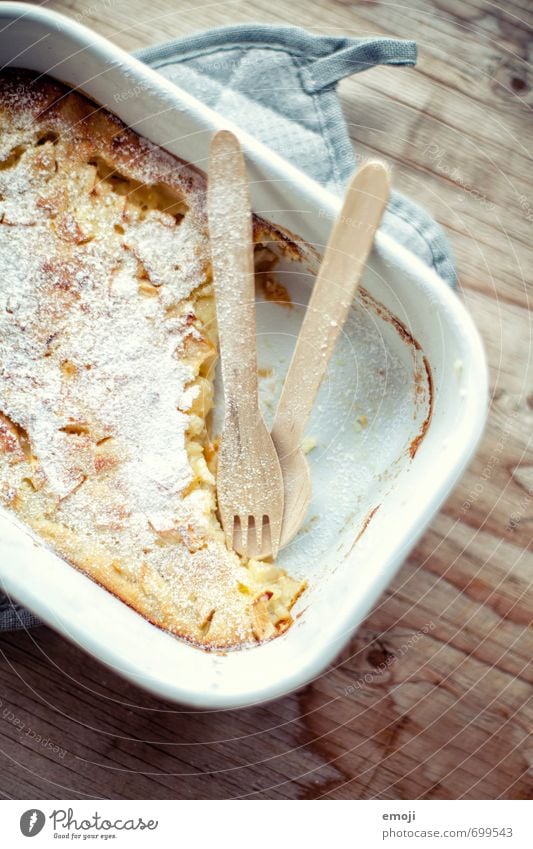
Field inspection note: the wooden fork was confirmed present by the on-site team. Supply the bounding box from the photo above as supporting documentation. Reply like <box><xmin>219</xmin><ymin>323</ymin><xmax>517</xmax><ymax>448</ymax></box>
<box><xmin>207</xmin><ymin>130</ymin><xmax>284</xmax><ymax>559</ymax></box>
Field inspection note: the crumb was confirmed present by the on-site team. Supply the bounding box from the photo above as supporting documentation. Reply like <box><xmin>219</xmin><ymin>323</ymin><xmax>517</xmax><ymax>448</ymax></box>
<box><xmin>301</xmin><ymin>436</ymin><xmax>317</xmax><ymax>454</ymax></box>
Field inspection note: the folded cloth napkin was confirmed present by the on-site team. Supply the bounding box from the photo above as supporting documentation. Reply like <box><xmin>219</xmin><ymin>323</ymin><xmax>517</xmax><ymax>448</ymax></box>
<box><xmin>0</xmin><ymin>24</ymin><xmax>456</xmax><ymax>632</ymax></box>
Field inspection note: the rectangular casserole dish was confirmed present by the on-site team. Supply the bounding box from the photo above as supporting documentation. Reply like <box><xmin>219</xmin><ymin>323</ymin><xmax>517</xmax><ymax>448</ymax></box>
<box><xmin>0</xmin><ymin>2</ymin><xmax>488</xmax><ymax>708</ymax></box>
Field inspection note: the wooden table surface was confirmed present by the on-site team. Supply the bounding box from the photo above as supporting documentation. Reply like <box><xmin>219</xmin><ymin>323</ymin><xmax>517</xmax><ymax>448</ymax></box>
<box><xmin>1</xmin><ymin>0</ymin><xmax>531</xmax><ymax>801</ymax></box>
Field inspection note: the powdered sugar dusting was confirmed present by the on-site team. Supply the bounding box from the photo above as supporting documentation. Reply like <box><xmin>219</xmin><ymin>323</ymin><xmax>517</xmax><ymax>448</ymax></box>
<box><xmin>0</xmin><ymin>72</ymin><xmax>308</xmax><ymax>648</ymax></box>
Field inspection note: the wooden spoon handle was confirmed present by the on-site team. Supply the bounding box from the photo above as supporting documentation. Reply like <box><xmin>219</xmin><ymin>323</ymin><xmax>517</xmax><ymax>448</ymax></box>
<box><xmin>208</xmin><ymin>130</ymin><xmax>258</xmax><ymax>421</ymax></box>
<box><xmin>271</xmin><ymin>161</ymin><xmax>390</xmax><ymax>457</ymax></box>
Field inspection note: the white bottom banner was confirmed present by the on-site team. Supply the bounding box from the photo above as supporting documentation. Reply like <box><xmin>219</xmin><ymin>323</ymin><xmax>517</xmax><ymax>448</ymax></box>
<box><xmin>0</xmin><ymin>799</ymin><xmax>529</xmax><ymax>848</ymax></box>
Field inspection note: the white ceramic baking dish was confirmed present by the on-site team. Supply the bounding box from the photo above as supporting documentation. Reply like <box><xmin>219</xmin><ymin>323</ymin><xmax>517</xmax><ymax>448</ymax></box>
<box><xmin>0</xmin><ymin>3</ymin><xmax>488</xmax><ymax>708</ymax></box>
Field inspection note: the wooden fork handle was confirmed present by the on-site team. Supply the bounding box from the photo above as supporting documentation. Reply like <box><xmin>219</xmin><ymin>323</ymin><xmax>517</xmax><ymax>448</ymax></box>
<box><xmin>208</xmin><ymin>130</ymin><xmax>258</xmax><ymax>421</ymax></box>
<box><xmin>271</xmin><ymin>161</ymin><xmax>390</xmax><ymax>458</ymax></box>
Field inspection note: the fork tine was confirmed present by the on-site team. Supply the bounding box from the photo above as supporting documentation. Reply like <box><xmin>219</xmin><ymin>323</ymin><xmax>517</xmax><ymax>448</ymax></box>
<box><xmin>268</xmin><ymin>513</ymin><xmax>282</xmax><ymax>559</ymax></box>
<box><xmin>239</xmin><ymin>514</ymin><xmax>249</xmax><ymax>555</ymax></box>
<box><xmin>255</xmin><ymin>514</ymin><xmax>264</xmax><ymax>553</ymax></box>
<box><xmin>228</xmin><ymin>514</ymin><xmax>237</xmax><ymax>551</ymax></box>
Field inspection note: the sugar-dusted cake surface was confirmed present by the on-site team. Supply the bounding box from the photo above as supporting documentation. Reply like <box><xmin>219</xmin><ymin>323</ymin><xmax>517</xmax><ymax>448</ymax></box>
<box><xmin>0</xmin><ymin>70</ymin><xmax>305</xmax><ymax>648</ymax></box>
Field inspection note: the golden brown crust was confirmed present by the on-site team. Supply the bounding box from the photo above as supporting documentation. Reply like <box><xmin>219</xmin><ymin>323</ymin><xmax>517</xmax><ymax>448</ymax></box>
<box><xmin>0</xmin><ymin>69</ymin><xmax>305</xmax><ymax>649</ymax></box>
<box><xmin>0</xmin><ymin>68</ymin><xmax>207</xmax><ymax>205</ymax></box>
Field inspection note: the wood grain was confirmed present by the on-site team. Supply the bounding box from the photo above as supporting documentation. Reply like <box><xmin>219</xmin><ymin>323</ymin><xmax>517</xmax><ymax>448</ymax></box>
<box><xmin>271</xmin><ymin>161</ymin><xmax>390</xmax><ymax>546</ymax></box>
<box><xmin>1</xmin><ymin>0</ymin><xmax>531</xmax><ymax>800</ymax></box>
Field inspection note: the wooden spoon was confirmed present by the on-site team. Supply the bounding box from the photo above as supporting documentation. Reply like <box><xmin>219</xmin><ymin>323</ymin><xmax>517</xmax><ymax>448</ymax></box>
<box><xmin>271</xmin><ymin>160</ymin><xmax>390</xmax><ymax>548</ymax></box>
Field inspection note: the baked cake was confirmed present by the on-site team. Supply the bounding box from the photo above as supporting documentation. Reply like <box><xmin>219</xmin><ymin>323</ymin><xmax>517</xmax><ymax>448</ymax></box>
<box><xmin>0</xmin><ymin>69</ymin><xmax>305</xmax><ymax>648</ymax></box>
